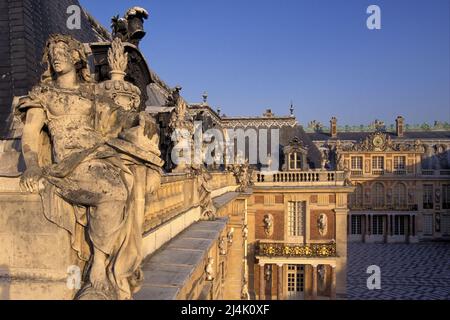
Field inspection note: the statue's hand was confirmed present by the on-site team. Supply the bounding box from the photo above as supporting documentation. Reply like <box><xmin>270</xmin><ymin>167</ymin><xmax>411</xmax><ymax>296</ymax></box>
<box><xmin>20</xmin><ymin>166</ymin><xmax>43</xmax><ymax>193</ymax></box>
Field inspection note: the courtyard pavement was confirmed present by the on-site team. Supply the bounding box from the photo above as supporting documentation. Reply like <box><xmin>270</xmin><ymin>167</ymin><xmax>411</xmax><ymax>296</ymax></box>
<box><xmin>347</xmin><ymin>242</ymin><xmax>450</xmax><ymax>300</ymax></box>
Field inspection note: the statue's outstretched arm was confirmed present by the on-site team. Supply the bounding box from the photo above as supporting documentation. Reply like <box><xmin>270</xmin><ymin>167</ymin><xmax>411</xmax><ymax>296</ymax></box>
<box><xmin>20</xmin><ymin>108</ymin><xmax>46</xmax><ymax>193</ymax></box>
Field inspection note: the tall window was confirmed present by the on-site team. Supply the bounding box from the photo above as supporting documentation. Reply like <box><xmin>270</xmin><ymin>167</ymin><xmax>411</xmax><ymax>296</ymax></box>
<box><xmin>351</xmin><ymin>156</ymin><xmax>363</xmax><ymax>175</ymax></box>
<box><xmin>423</xmin><ymin>214</ymin><xmax>433</xmax><ymax>236</ymax></box>
<box><xmin>441</xmin><ymin>214</ymin><xmax>450</xmax><ymax>236</ymax></box>
<box><xmin>443</xmin><ymin>185</ymin><xmax>450</xmax><ymax>209</ymax></box>
<box><xmin>289</xmin><ymin>153</ymin><xmax>302</xmax><ymax>170</ymax></box>
<box><xmin>373</xmin><ymin>183</ymin><xmax>385</xmax><ymax>208</ymax></box>
<box><xmin>393</xmin><ymin>183</ymin><xmax>407</xmax><ymax>208</ymax></box>
<box><xmin>423</xmin><ymin>184</ymin><xmax>434</xmax><ymax>209</ymax></box>
<box><xmin>287</xmin><ymin>265</ymin><xmax>304</xmax><ymax>296</ymax></box>
<box><xmin>351</xmin><ymin>215</ymin><xmax>362</xmax><ymax>235</ymax></box>
<box><xmin>350</xmin><ymin>184</ymin><xmax>364</xmax><ymax>208</ymax></box>
<box><xmin>393</xmin><ymin>216</ymin><xmax>405</xmax><ymax>235</ymax></box>
<box><xmin>288</xmin><ymin>201</ymin><xmax>305</xmax><ymax>236</ymax></box>
<box><xmin>394</xmin><ymin>156</ymin><xmax>406</xmax><ymax>174</ymax></box>
<box><xmin>372</xmin><ymin>156</ymin><xmax>384</xmax><ymax>175</ymax></box>
<box><xmin>371</xmin><ymin>215</ymin><xmax>384</xmax><ymax>235</ymax></box>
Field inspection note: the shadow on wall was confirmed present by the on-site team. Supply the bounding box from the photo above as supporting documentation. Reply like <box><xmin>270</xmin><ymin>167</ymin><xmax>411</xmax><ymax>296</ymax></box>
<box><xmin>0</xmin><ymin>265</ymin><xmax>10</xmax><ymax>300</ymax></box>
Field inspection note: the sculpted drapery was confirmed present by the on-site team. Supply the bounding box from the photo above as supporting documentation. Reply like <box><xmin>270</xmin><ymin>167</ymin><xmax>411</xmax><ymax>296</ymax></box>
<box><xmin>15</xmin><ymin>34</ymin><xmax>163</xmax><ymax>300</ymax></box>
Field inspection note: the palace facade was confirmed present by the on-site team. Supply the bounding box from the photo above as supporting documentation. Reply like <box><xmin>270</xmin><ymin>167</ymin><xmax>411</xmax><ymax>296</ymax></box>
<box><xmin>307</xmin><ymin>117</ymin><xmax>450</xmax><ymax>243</ymax></box>
<box><xmin>0</xmin><ymin>1</ymin><xmax>448</xmax><ymax>301</ymax></box>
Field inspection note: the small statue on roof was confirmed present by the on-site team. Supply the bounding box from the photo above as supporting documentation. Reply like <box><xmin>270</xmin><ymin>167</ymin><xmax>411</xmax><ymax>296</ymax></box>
<box><xmin>111</xmin><ymin>7</ymin><xmax>149</xmax><ymax>47</ymax></box>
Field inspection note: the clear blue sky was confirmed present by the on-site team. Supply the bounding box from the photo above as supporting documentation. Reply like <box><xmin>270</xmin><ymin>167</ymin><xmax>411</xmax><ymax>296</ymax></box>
<box><xmin>79</xmin><ymin>0</ymin><xmax>450</xmax><ymax>126</ymax></box>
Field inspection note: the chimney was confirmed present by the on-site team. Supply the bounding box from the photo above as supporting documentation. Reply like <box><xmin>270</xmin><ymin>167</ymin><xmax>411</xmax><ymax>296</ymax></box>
<box><xmin>330</xmin><ymin>117</ymin><xmax>337</xmax><ymax>138</ymax></box>
<box><xmin>396</xmin><ymin>116</ymin><xmax>404</xmax><ymax>137</ymax></box>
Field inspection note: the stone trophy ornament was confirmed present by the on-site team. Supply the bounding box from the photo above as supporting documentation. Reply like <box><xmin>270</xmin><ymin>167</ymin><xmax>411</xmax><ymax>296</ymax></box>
<box><xmin>241</xmin><ymin>280</ymin><xmax>250</xmax><ymax>300</ymax></box>
<box><xmin>205</xmin><ymin>258</ymin><xmax>215</xmax><ymax>281</ymax></box>
<box><xmin>15</xmin><ymin>34</ymin><xmax>163</xmax><ymax>300</ymax></box>
<box><xmin>111</xmin><ymin>7</ymin><xmax>149</xmax><ymax>47</ymax></box>
<box><xmin>227</xmin><ymin>227</ymin><xmax>235</xmax><ymax>244</ymax></box>
<box><xmin>231</xmin><ymin>160</ymin><xmax>254</xmax><ymax>192</ymax></box>
<box><xmin>168</xmin><ymin>86</ymin><xmax>195</xmax><ymax>173</ymax></box>
<box><xmin>343</xmin><ymin>166</ymin><xmax>352</xmax><ymax>186</ymax></box>
<box><xmin>194</xmin><ymin>165</ymin><xmax>217</xmax><ymax>221</ymax></box>
<box><xmin>317</xmin><ymin>265</ymin><xmax>326</xmax><ymax>291</ymax></box>
<box><xmin>219</xmin><ymin>237</ymin><xmax>227</xmax><ymax>255</ymax></box>
<box><xmin>317</xmin><ymin>213</ymin><xmax>328</xmax><ymax>236</ymax></box>
<box><xmin>321</xmin><ymin>148</ymin><xmax>329</xmax><ymax>170</ymax></box>
<box><xmin>242</xmin><ymin>224</ymin><xmax>249</xmax><ymax>240</ymax></box>
<box><xmin>263</xmin><ymin>214</ymin><xmax>274</xmax><ymax>237</ymax></box>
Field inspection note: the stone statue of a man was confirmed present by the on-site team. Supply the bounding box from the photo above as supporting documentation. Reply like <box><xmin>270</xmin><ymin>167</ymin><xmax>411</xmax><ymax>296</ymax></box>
<box><xmin>15</xmin><ymin>34</ymin><xmax>163</xmax><ymax>300</ymax></box>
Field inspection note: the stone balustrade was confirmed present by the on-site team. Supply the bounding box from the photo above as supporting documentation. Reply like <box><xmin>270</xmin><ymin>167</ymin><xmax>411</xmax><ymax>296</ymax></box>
<box><xmin>254</xmin><ymin>171</ymin><xmax>345</xmax><ymax>186</ymax></box>
<box><xmin>143</xmin><ymin>171</ymin><xmax>236</xmax><ymax>232</ymax></box>
<box><xmin>210</xmin><ymin>171</ymin><xmax>236</xmax><ymax>190</ymax></box>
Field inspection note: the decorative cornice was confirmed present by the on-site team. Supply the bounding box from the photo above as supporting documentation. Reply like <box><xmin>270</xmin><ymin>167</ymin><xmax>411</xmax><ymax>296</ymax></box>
<box><xmin>305</xmin><ymin>122</ymin><xmax>450</xmax><ymax>133</ymax></box>
<box><xmin>337</xmin><ymin>131</ymin><xmax>425</xmax><ymax>153</ymax></box>
<box><xmin>221</xmin><ymin>117</ymin><xmax>297</xmax><ymax>129</ymax></box>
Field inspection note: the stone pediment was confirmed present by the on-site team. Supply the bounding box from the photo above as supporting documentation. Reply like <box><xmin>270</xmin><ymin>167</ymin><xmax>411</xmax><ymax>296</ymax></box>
<box><xmin>284</xmin><ymin>136</ymin><xmax>308</xmax><ymax>153</ymax></box>
<box><xmin>339</xmin><ymin>131</ymin><xmax>425</xmax><ymax>153</ymax></box>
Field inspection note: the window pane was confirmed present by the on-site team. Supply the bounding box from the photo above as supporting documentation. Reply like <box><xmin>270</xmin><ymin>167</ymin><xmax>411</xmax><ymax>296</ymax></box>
<box><xmin>423</xmin><ymin>185</ymin><xmax>433</xmax><ymax>209</ymax></box>
<box><xmin>351</xmin><ymin>157</ymin><xmax>362</xmax><ymax>170</ymax></box>
<box><xmin>296</xmin><ymin>155</ymin><xmax>302</xmax><ymax>170</ymax></box>
<box><xmin>374</xmin><ymin>183</ymin><xmax>385</xmax><ymax>207</ymax></box>
<box><xmin>443</xmin><ymin>185</ymin><xmax>450</xmax><ymax>209</ymax></box>
<box><xmin>288</xmin><ymin>201</ymin><xmax>305</xmax><ymax>236</ymax></box>
<box><xmin>289</xmin><ymin>153</ymin><xmax>295</xmax><ymax>170</ymax></box>
<box><xmin>394</xmin><ymin>156</ymin><xmax>406</xmax><ymax>170</ymax></box>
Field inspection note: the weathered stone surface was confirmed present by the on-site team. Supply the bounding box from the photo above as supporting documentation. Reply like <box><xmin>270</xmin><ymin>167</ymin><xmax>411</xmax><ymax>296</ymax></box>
<box><xmin>133</xmin><ymin>285</ymin><xmax>179</xmax><ymax>300</ymax></box>
<box><xmin>0</xmin><ymin>151</ymin><xmax>21</xmax><ymax>176</ymax></box>
<box><xmin>150</xmin><ymin>249</ymin><xmax>205</xmax><ymax>267</ymax></box>
<box><xmin>136</xmin><ymin>218</ymin><xmax>228</xmax><ymax>300</ymax></box>
<box><xmin>0</xmin><ymin>194</ymin><xmax>74</xmax><ymax>276</ymax></box>
<box><xmin>141</xmin><ymin>264</ymin><xmax>192</xmax><ymax>286</ymax></box>
<box><xmin>167</xmin><ymin>238</ymin><xmax>213</xmax><ymax>252</ymax></box>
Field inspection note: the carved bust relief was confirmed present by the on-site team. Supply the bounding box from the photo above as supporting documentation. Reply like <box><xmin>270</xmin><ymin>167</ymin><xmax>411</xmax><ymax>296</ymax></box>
<box><xmin>317</xmin><ymin>213</ymin><xmax>328</xmax><ymax>236</ymax></box>
<box><xmin>263</xmin><ymin>214</ymin><xmax>274</xmax><ymax>237</ymax></box>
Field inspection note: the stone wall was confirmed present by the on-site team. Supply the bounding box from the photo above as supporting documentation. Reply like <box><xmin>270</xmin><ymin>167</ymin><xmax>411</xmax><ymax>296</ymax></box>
<box><xmin>0</xmin><ymin>184</ymin><xmax>81</xmax><ymax>300</ymax></box>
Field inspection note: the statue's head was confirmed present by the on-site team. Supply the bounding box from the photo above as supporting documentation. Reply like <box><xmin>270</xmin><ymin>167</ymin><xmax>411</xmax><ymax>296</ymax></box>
<box><xmin>42</xmin><ymin>34</ymin><xmax>91</xmax><ymax>83</ymax></box>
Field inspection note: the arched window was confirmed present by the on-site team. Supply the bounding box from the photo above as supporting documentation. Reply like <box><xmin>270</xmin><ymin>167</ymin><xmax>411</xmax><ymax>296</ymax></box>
<box><xmin>373</xmin><ymin>183</ymin><xmax>385</xmax><ymax>208</ymax></box>
<box><xmin>350</xmin><ymin>184</ymin><xmax>364</xmax><ymax>208</ymax></box>
<box><xmin>393</xmin><ymin>183</ymin><xmax>407</xmax><ymax>208</ymax></box>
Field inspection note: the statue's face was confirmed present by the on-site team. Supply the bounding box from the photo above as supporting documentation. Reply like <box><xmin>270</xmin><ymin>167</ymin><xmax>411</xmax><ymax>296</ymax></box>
<box><xmin>49</xmin><ymin>42</ymin><xmax>76</xmax><ymax>75</ymax></box>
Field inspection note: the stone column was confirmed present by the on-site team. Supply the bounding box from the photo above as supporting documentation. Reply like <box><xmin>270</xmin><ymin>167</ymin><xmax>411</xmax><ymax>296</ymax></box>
<box><xmin>385</xmin><ymin>214</ymin><xmax>390</xmax><ymax>243</ymax></box>
<box><xmin>330</xmin><ymin>265</ymin><xmax>337</xmax><ymax>300</ymax></box>
<box><xmin>347</xmin><ymin>215</ymin><xmax>351</xmax><ymax>236</ymax></box>
<box><xmin>334</xmin><ymin>208</ymin><xmax>349</xmax><ymax>298</ymax></box>
<box><xmin>277</xmin><ymin>264</ymin><xmax>283</xmax><ymax>300</ymax></box>
<box><xmin>407</xmin><ymin>215</ymin><xmax>411</xmax><ymax>243</ymax></box>
<box><xmin>362</xmin><ymin>215</ymin><xmax>366</xmax><ymax>243</ymax></box>
<box><xmin>311</xmin><ymin>264</ymin><xmax>317</xmax><ymax>300</ymax></box>
<box><xmin>259</xmin><ymin>263</ymin><xmax>265</xmax><ymax>300</ymax></box>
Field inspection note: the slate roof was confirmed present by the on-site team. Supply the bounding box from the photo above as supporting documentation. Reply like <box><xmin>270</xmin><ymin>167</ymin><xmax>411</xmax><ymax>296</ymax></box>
<box><xmin>307</xmin><ymin>131</ymin><xmax>450</xmax><ymax>142</ymax></box>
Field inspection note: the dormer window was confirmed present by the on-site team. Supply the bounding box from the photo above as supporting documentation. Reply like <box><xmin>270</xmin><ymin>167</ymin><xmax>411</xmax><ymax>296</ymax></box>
<box><xmin>283</xmin><ymin>137</ymin><xmax>309</xmax><ymax>172</ymax></box>
<box><xmin>289</xmin><ymin>152</ymin><xmax>303</xmax><ymax>170</ymax></box>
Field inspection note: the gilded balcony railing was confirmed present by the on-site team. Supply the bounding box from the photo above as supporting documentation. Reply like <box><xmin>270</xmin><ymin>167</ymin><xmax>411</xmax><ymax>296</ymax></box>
<box><xmin>256</xmin><ymin>241</ymin><xmax>337</xmax><ymax>258</ymax></box>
